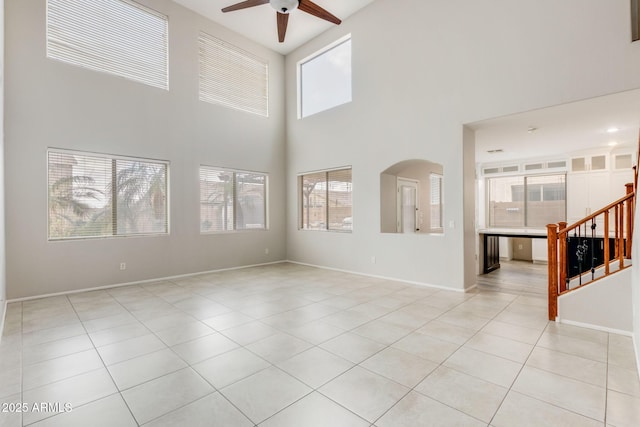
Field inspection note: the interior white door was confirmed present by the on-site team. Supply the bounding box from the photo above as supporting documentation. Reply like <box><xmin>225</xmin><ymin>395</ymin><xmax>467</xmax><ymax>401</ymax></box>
<box><xmin>397</xmin><ymin>179</ymin><xmax>419</xmax><ymax>233</ymax></box>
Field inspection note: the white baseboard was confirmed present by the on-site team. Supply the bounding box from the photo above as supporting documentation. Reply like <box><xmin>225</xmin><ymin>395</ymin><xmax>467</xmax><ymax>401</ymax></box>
<box><xmin>7</xmin><ymin>260</ymin><xmax>287</xmax><ymax>303</ymax></box>
<box><xmin>8</xmin><ymin>258</ymin><xmax>476</xmax><ymax>305</ymax></box>
<box><xmin>557</xmin><ymin>318</ymin><xmax>633</xmax><ymax>337</ymax></box>
<box><xmin>286</xmin><ymin>260</ymin><xmax>468</xmax><ymax>293</ymax></box>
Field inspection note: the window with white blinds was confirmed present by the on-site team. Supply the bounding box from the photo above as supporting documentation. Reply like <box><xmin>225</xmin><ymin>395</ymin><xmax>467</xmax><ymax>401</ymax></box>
<box><xmin>430</xmin><ymin>173</ymin><xmax>443</xmax><ymax>231</ymax></box>
<box><xmin>48</xmin><ymin>150</ymin><xmax>168</xmax><ymax>240</ymax></box>
<box><xmin>46</xmin><ymin>0</ymin><xmax>169</xmax><ymax>90</ymax></box>
<box><xmin>198</xmin><ymin>32</ymin><xmax>269</xmax><ymax>117</ymax></box>
<box><xmin>200</xmin><ymin>166</ymin><xmax>267</xmax><ymax>232</ymax></box>
<box><xmin>487</xmin><ymin>174</ymin><xmax>566</xmax><ymax>228</ymax></box>
<box><xmin>300</xmin><ymin>167</ymin><xmax>352</xmax><ymax>231</ymax></box>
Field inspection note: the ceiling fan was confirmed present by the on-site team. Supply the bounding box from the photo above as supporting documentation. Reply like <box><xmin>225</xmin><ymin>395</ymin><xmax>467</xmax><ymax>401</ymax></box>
<box><xmin>221</xmin><ymin>0</ymin><xmax>342</xmax><ymax>43</ymax></box>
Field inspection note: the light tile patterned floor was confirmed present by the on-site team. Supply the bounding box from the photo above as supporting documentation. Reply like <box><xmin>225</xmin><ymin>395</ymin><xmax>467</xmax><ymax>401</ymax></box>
<box><xmin>0</xmin><ymin>263</ymin><xmax>639</xmax><ymax>426</ymax></box>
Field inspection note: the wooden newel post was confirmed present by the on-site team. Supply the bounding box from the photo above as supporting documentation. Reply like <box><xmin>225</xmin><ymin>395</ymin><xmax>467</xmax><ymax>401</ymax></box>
<box><xmin>626</xmin><ymin>183</ymin><xmax>634</xmax><ymax>258</ymax></box>
<box><xmin>547</xmin><ymin>224</ymin><xmax>559</xmax><ymax>321</ymax></box>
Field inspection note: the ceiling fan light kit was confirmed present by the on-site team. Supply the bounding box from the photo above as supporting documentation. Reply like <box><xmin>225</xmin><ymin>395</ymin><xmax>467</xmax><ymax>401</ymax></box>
<box><xmin>222</xmin><ymin>0</ymin><xmax>342</xmax><ymax>42</ymax></box>
<box><xmin>270</xmin><ymin>0</ymin><xmax>298</xmax><ymax>13</ymax></box>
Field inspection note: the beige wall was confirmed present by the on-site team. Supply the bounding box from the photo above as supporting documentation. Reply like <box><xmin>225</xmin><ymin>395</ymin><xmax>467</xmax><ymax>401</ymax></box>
<box><xmin>633</xmin><ymin>184</ymin><xmax>640</xmax><ymax>374</ymax></box>
<box><xmin>4</xmin><ymin>0</ymin><xmax>286</xmax><ymax>299</ymax></box>
<box><xmin>380</xmin><ymin>173</ymin><xmax>397</xmax><ymax>233</ymax></box>
<box><xmin>0</xmin><ymin>0</ymin><xmax>5</xmax><ymax>314</ymax></box>
<box><xmin>285</xmin><ymin>0</ymin><xmax>640</xmax><ymax>290</ymax></box>
<box><xmin>559</xmin><ymin>269</ymin><xmax>633</xmax><ymax>333</ymax></box>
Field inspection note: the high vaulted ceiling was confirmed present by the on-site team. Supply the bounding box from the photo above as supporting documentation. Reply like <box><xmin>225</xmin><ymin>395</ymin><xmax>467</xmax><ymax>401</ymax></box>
<box><xmin>471</xmin><ymin>89</ymin><xmax>640</xmax><ymax>165</ymax></box>
<box><xmin>172</xmin><ymin>0</ymin><xmax>376</xmax><ymax>54</ymax></box>
<box><xmin>172</xmin><ymin>1</ymin><xmax>640</xmax><ymax>165</ymax></box>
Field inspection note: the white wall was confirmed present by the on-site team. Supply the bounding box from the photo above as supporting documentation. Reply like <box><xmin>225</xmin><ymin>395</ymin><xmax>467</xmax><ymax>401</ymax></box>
<box><xmin>558</xmin><ymin>268</ymin><xmax>633</xmax><ymax>334</ymax></box>
<box><xmin>532</xmin><ymin>239</ymin><xmax>548</xmax><ymax>264</ymax></box>
<box><xmin>633</xmin><ymin>180</ymin><xmax>640</xmax><ymax>373</ymax></box>
<box><xmin>285</xmin><ymin>0</ymin><xmax>640</xmax><ymax>290</ymax></box>
<box><xmin>0</xmin><ymin>0</ymin><xmax>6</xmax><ymax>321</ymax></box>
<box><xmin>4</xmin><ymin>0</ymin><xmax>286</xmax><ymax>299</ymax></box>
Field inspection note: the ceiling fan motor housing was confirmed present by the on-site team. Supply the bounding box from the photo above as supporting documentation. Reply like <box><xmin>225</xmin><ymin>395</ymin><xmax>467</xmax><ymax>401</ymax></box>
<box><xmin>271</xmin><ymin>0</ymin><xmax>299</xmax><ymax>14</ymax></box>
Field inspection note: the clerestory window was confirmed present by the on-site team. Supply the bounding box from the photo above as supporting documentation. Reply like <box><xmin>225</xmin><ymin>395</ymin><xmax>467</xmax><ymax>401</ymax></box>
<box><xmin>46</xmin><ymin>0</ymin><xmax>169</xmax><ymax>90</ymax></box>
<box><xmin>199</xmin><ymin>32</ymin><xmax>269</xmax><ymax>117</ymax></box>
<box><xmin>298</xmin><ymin>35</ymin><xmax>352</xmax><ymax>118</ymax></box>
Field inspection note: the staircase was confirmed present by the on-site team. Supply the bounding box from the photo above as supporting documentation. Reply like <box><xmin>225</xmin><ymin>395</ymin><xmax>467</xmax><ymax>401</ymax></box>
<box><xmin>547</xmin><ymin>137</ymin><xmax>639</xmax><ymax>324</ymax></box>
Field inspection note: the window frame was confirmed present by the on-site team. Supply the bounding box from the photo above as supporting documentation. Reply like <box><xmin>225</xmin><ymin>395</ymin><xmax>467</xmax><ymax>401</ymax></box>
<box><xmin>297</xmin><ymin>34</ymin><xmax>352</xmax><ymax>119</ymax></box>
<box><xmin>486</xmin><ymin>172</ymin><xmax>567</xmax><ymax>228</ymax></box>
<box><xmin>633</xmin><ymin>0</ymin><xmax>639</xmax><ymax>42</ymax></box>
<box><xmin>199</xmin><ymin>165</ymin><xmax>269</xmax><ymax>234</ymax></box>
<box><xmin>429</xmin><ymin>173</ymin><xmax>443</xmax><ymax>232</ymax></box>
<box><xmin>46</xmin><ymin>0</ymin><xmax>169</xmax><ymax>90</ymax></box>
<box><xmin>299</xmin><ymin>166</ymin><xmax>353</xmax><ymax>232</ymax></box>
<box><xmin>47</xmin><ymin>148</ymin><xmax>170</xmax><ymax>241</ymax></box>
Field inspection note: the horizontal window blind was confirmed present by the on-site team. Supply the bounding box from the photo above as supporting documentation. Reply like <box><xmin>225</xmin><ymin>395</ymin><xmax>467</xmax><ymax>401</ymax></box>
<box><xmin>115</xmin><ymin>159</ymin><xmax>168</xmax><ymax>234</ymax></box>
<box><xmin>487</xmin><ymin>174</ymin><xmax>566</xmax><ymax>228</ymax></box>
<box><xmin>235</xmin><ymin>172</ymin><xmax>267</xmax><ymax>230</ymax></box>
<box><xmin>199</xmin><ymin>32</ymin><xmax>269</xmax><ymax>117</ymax></box>
<box><xmin>300</xmin><ymin>172</ymin><xmax>327</xmax><ymax>230</ymax></box>
<box><xmin>430</xmin><ymin>173</ymin><xmax>443</xmax><ymax>230</ymax></box>
<box><xmin>200</xmin><ymin>166</ymin><xmax>267</xmax><ymax>233</ymax></box>
<box><xmin>47</xmin><ymin>0</ymin><xmax>169</xmax><ymax>90</ymax></box>
<box><xmin>48</xmin><ymin>150</ymin><xmax>168</xmax><ymax>239</ymax></box>
<box><xmin>300</xmin><ymin>167</ymin><xmax>352</xmax><ymax>231</ymax></box>
<box><xmin>327</xmin><ymin>169</ymin><xmax>352</xmax><ymax>231</ymax></box>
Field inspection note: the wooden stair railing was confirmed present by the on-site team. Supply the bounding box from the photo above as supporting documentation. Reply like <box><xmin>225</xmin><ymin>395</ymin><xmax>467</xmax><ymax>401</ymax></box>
<box><xmin>547</xmin><ymin>183</ymin><xmax>635</xmax><ymax>320</ymax></box>
<box><xmin>635</xmin><ymin>130</ymin><xmax>640</xmax><ymax>191</ymax></box>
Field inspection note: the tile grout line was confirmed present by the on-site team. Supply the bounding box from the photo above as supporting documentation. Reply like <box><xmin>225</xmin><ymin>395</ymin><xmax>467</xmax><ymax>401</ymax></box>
<box><xmin>216</xmin><ymin>282</ymin><xmax>442</xmax><ymax>425</ymax></box>
<box><xmin>9</xmin><ymin>264</ymin><xmax>633</xmax><ymax>426</ymax></box>
<box><xmin>363</xmin><ymin>291</ymin><xmax>527</xmax><ymax>425</ymax></box>
<box><xmin>485</xmin><ymin>299</ymin><xmax>550</xmax><ymax>427</ymax></box>
<box><xmin>65</xmin><ymin>293</ymin><xmax>142</xmax><ymax>427</ymax></box>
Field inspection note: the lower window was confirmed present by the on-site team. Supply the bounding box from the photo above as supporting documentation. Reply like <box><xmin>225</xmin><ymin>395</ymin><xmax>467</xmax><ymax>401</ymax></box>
<box><xmin>487</xmin><ymin>174</ymin><xmax>566</xmax><ymax>227</ymax></box>
<box><xmin>300</xmin><ymin>167</ymin><xmax>352</xmax><ymax>231</ymax></box>
<box><xmin>48</xmin><ymin>149</ymin><xmax>168</xmax><ymax>239</ymax></box>
<box><xmin>200</xmin><ymin>166</ymin><xmax>267</xmax><ymax>232</ymax></box>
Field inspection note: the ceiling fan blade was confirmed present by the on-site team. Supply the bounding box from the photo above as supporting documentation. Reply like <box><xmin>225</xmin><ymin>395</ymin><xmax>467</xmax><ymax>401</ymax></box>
<box><xmin>298</xmin><ymin>0</ymin><xmax>342</xmax><ymax>25</ymax></box>
<box><xmin>277</xmin><ymin>12</ymin><xmax>289</xmax><ymax>43</ymax></box>
<box><xmin>221</xmin><ymin>0</ymin><xmax>269</xmax><ymax>13</ymax></box>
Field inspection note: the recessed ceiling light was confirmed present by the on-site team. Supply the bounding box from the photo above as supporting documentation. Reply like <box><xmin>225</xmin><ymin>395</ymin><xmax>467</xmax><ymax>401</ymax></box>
<box><xmin>607</xmin><ymin>127</ymin><xmax>619</xmax><ymax>133</ymax></box>
<box><xmin>487</xmin><ymin>149</ymin><xmax>504</xmax><ymax>153</ymax></box>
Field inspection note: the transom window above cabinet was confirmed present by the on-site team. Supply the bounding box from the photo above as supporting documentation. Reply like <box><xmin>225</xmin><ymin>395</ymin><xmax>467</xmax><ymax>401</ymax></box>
<box><xmin>571</xmin><ymin>155</ymin><xmax>607</xmax><ymax>172</ymax></box>
<box><xmin>614</xmin><ymin>153</ymin><xmax>634</xmax><ymax>170</ymax></box>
